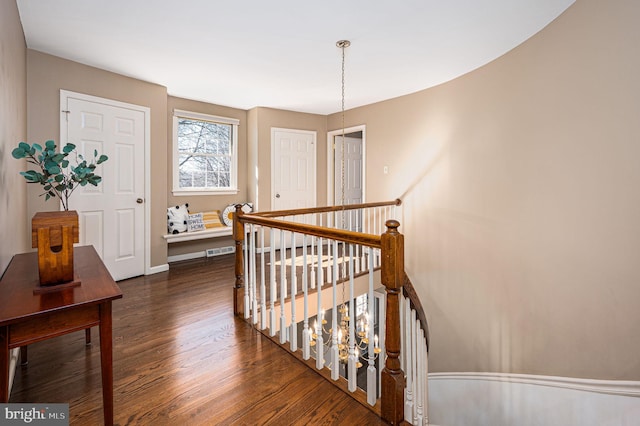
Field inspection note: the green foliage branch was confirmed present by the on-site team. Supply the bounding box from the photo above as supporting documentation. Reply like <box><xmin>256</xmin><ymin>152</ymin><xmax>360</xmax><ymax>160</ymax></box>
<box><xmin>12</xmin><ymin>139</ymin><xmax>108</xmax><ymax>211</ymax></box>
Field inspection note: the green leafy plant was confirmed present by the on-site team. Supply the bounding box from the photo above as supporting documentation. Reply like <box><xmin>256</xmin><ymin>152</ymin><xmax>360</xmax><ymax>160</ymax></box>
<box><xmin>12</xmin><ymin>140</ymin><xmax>108</xmax><ymax>211</ymax></box>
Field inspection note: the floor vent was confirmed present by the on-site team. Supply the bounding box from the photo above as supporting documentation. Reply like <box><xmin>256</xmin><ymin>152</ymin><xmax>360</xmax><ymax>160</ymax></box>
<box><xmin>206</xmin><ymin>246</ymin><xmax>235</xmax><ymax>257</ymax></box>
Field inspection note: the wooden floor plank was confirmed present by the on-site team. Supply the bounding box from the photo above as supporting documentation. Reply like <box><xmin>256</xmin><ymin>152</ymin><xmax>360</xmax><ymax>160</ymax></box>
<box><xmin>9</xmin><ymin>254</ymin><xmax>384</xmax><ymax>425</ymax></box>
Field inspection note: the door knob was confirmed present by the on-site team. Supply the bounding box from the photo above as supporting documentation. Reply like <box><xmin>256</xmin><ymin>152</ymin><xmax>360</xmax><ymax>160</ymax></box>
<box><xmin>136</xmin><ymin>198</ymin><xmax>144</xmax><ymax>204</ymax></box>
<box><xmin>275</xmin><ymin>193</ymin><xmax>280</xmax><ymax>198</ymax></box>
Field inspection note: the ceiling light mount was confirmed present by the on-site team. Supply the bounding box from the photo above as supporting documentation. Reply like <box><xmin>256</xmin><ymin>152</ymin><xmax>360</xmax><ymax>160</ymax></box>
<box><xmin>336</xmin><ymin>40</ymin><xmax>351</xmax><ymax>49</ymax></box>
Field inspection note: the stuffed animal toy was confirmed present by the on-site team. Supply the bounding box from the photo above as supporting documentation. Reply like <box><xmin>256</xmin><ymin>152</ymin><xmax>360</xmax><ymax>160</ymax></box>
<box><xmin>167</xmin><ymin>203</ymin><xmax>189</xmax><ymax>234</ymax></box>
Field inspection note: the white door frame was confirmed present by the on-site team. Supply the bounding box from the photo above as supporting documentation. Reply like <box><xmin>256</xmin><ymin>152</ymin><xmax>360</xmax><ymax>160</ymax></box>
<box><xmin>270</xmin><ymin>127</ymin><xmax>317</xmax><ymax>211</ymax></box>
<box><xmin>60</xmin><ymin>90</ymin><xmax>152</xmax><ymax>276</ymax></box>
<box><xmin>327</xmin><ymin>124</ymin><xmax>366</xmax><ymax>205</ymax></box>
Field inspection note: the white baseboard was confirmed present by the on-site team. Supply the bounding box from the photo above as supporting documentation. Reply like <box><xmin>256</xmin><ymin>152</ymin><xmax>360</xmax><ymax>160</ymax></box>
<box><xmin>146</xmin><ymin>263</ymin><xmax>169</xmax><ymax>275</ymax></box>
<box><xmin>428</xmin><ymin>372</ymin><xmax>640</xmax><ymax>426</ymax></box>
<box><xmin>168</xmin><ymin>251</ymin><xmax>206</xmax><ymax>263</ymax></box>
<box><xmin>168</xmin><ymin>246</ymin><xmax>235</xmax><ymax>264</ymax></box>
<box><xmin>429</xmin><ymin>372</ymin><xmax>640</xmax><ymax>397</ymax></box>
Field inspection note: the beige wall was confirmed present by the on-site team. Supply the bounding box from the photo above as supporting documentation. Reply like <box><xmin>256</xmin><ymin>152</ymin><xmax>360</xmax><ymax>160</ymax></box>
<box><xmin>247</xmin><ymin>108</ymin><xmax>259</xmax><ymax>207</ymax></box>
<box><xmin>26</xmin><ymin>51</ymin><xmax>168</xmax><ymax>268</ymax></box>
<box><xmin>330</xmin><ymin>0</ymin><xmax>640</xmax><ymax>380</ymax></box>
<box><xmin>251</xmin><ymin>107</ymin><xmax>328</xmax><ymax>212</ymax></box>
<box><xmin>0</xmin><ymin>0</ymin><xmax>28</xmax><ymax>273</ymax></box>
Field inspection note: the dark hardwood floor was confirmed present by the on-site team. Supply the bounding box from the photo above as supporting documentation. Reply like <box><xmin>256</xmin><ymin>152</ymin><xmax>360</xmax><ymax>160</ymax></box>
<box><xmin>9</xmin><ymin>254</ymin><xmax>384</xmax><ymax>425</ymax></box>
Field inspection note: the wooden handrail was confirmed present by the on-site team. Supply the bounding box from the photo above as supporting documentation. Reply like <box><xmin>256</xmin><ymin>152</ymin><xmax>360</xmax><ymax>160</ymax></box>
<box><xmin>237</xmin><ymin>213</ymin><xmax>383</xmax><ymax>248</ymax></box>
<box><xmin>403</xmin><ymin>274</ymin><xmax>429</xmax><ymax>352</ymax></box>
<box><xmin>249</xmin><ymin>198</ymin><xmax>401</xmax><ymax>218</ymax></box>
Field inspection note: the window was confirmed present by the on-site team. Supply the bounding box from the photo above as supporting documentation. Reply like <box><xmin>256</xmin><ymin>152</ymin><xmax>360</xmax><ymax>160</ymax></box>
<box><xmin>173</xmin><ymin>109</ymin><xmax>239</xmax><ymax>195</ymax></box>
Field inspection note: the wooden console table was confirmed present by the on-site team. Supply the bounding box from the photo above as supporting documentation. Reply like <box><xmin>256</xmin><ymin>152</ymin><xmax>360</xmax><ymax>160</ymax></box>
<box><xmin>0</xmin><ymin>245</ymin><xmax>122</xmax><ymax>425</ymax></box>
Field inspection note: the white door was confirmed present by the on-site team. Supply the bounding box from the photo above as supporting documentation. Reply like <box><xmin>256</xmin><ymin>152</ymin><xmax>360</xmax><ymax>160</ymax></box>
<box><xmin>272</xmin><ymin>128</ymin><xmax>316</xmax><ymax>211</ymax></box>
<box><xmin>61</xmin><ymin>91</ymin><xmax>147</xmax><ymax>281</ymax></box>
<box><xmin>271</xmin><ymin>128</ymin><xmax>316</xmax><ymax>248</ymax></box>
<box><xmin>333</xmin><ymin>131</ymin><xmax>364</xmax><ymax>232</ymax></box>
<box><xmin>334</xmin><ymin>134</ymin><xmax>363</xmax><ymax>206</ymax></box>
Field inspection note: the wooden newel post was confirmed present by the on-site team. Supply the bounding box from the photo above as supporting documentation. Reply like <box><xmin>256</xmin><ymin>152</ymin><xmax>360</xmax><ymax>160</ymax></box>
<box><xmin>233</xmin><ymin>205</ymin><xmax>245</xmax><ymax>317</ymax></box>
<box><xmin>381</xmin><ymin>219</ymin><xmax>405</xmax><ymax>425</ymax></box>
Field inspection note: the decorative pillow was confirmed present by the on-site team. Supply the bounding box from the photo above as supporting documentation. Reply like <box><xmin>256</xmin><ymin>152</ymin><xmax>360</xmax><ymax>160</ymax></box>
<box><xmin>187</xmin><ymin>213</ymin><xmax>206</xmax><ymax>232</ymax></box>
<box><xmin>167</xmin><ymin>203</ymin><xmax>189</xmax><ymax>234</ymax></box>
<box><xmin>202</xmin><ymin>210</ymin><xmax>224</xmax><ymax>229</ymax></box>
<box><xmin>222</xmin><ymin>203</ymin><xmax>253</xmax><ymax>227</ymax></box>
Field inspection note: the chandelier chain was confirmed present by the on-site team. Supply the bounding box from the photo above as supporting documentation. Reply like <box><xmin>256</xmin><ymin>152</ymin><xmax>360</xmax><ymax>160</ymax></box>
<box><xmin>338</xmin><ymin>40</ymin><xmax>349</xmax><ymax>327</ymax></box>
<box><xmin>339</xmin><ymin>40</ymin><xmax>347</xmax><ymax>212</ymax></box>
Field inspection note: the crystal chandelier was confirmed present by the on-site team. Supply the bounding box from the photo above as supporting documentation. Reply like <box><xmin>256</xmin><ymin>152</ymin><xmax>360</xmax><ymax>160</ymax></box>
<box><xmin>310</xmin><ymin>304</ymin><xmax>381</xmax><ymax>365</ymax></box>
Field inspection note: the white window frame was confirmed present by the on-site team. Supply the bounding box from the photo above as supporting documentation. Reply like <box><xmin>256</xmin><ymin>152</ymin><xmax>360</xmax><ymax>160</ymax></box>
<box><xmin>172</xmin><ymin>109</ymin><xmax>239</xmax><ymax>196</ymax></box>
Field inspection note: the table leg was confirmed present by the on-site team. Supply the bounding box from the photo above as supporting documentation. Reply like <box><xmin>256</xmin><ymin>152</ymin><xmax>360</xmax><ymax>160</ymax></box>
<box><xmin>99</xmin><ymin>301</ymin><xmax>114</xmax><ymax>426</ymax></box>
<box><xmin>20</xmin><ymin>346</ymin><xmax>27</xmax><ymax>365</ymax></box>
<box><xmin>0</xmin><ymin>326</ymin><xmax>8</xmax><ymax>402</ymax></box>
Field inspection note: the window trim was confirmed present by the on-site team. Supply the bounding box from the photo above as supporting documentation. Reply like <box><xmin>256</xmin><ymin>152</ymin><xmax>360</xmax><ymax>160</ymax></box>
<box><xmin>172</xmin><ymin>109</ymin><xmax>239</xmax><ymax>196</ymax></box>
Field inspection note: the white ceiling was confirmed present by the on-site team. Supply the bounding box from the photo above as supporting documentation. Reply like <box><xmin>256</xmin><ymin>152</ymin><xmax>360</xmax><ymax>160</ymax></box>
<box><xmin>17</xmin><ymin>0</ymin><xmax>575</xmax><ymax>115</ymax></box>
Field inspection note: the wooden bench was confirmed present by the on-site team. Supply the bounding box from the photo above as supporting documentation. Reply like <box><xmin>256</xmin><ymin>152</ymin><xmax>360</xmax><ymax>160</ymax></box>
<box><xmin>163</xmin><ymin>226</ymin><xmax>233</xmax><ymax>244</ymax></box>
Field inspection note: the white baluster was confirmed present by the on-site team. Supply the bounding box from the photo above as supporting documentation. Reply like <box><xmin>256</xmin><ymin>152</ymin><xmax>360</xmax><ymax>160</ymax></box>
<box><xmin>315</xmin><ymin>318</ymin><xmax>324</xmax><ymax>370</ymax></box>
<box><xmin>316</xmin><ymin>236</ymin><xmax>324</xmax><ymax>370</ymax></box>
<box><xmin>331</xmin><ymin>239</ymin><xmax>339</xmax><ymax>381</ymax></box>
<box><xmin>290</xmin><ymin>231</ymin><xmax>297</xmax><ymax>352</ymax></box>
<box><xmin>415</xmin><ymin>317</ymin><xmax>423</xmax><ymax>426</ymax></box>
<box><xmin>347</xmin><ymin>244</ymin><xmax>357</xmax><ymax>392</ymax></box>
<box><xmin>310</xmin><ymin>221</ymin><xmax>316</xmax><ymax>290</ymax></box>
<box><xmin>341</xmin><ymin>241</ymin><xmax>347</xmax><ymax>281</ymax></box>
<box><xmin>302</xmin><ymin>234</ymin><xmax>310</xmax><ymax>360</ymax></box>
<box><xmin>243</xmin><ymin>225</ymin><xmax>250</xmax><ymax>319</ymax></box>
<box><xmin>378</xmin><ymin>289</ymin><xmax>386</xmax><ymax>398</ymax></box>
<box><xmin>279</xmin><ymin>230</ymin><xmax>287</xmax><ymax>344</ymax></box>
<box><xmin>405</xmin><ymin>297</ymin><xmax>414</xmax><ymax>421</ymax></box>
<box><xmin>316</xmin><ymin>215</ymin><xmax>323</xmax><ymax>289</ymax></box>
<box><xmin>373</xmin><ymin>208</ymin><xmax>378</xmax><ymax>236</ymax></box>
<box><xmin>269</xmin><ymin>228</ymin><xmax>276</xmax><ymax>337</ymax></box>
<box><xmin>365</xmin><ymin>207</ymin><xmax>370</xmax><ymax>235</ymax></box>
<box><xmin>250</xmin><ymin>225</ymin><xmax>258</xmax><ymax>324</ymax></box>
<box><xmin>373</xmin><ymin>209</ymin><xmax>380</xmax><ymax>268</ymax></box>
<box><xmin>317</xmin><ymin>236</ymin><xmax>324</xmax><ymax>296</ymax></box>
<box><xmin>259</xmin><ymin>226</ymin><xmax>266</xmax><ymax>329</ymax></box>
<box><xmin>366</xmin><ymin>248</ymin><xmax>377</xmax><ymax>406</ymax></box>
<box><xmin>400</xmin><ymin>295</ymin><xmax>406</xmax><ymax>372</ymax></box>
<box><xmin>280</xmin><ymin>229</ymin><xmax>287</xmax><ymax>299</ymax></box>
<box><xmin>326</xmin><ymin>223</ymin><xmax>332</xmax><ymax>282</ymax></box>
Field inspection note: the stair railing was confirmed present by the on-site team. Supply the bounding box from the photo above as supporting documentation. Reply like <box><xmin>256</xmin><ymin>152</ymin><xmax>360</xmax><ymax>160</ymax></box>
<box><xmin>233</xmin><ymin>200</ymin><xmax>427</xmax><ymax>425</ymax></box>
<box><xmin>401</xmin><ymin>276</ymin><xmax>430</xmax><ymax>425</ymax></box>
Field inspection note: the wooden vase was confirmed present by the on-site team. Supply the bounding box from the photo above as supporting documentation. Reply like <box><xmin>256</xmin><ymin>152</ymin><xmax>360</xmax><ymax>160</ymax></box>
<box><xmin>31</xmin><ymin>211</ymin><xmax>79</xmax><ymax>286</ymax></box>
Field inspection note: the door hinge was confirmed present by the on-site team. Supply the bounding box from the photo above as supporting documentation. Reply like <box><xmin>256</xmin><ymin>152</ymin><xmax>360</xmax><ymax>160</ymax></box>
<box><xmin>61</xmin><ymin>110</ymin><xmax>71</xmax><ymax>121</ymax></box>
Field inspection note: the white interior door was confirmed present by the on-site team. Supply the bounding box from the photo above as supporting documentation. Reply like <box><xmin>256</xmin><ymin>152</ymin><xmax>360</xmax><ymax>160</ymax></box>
<box><xmin>333</xmin><ymin>131</ymin><xmax>364</xmax><ymax>232</ymax></box>
<box><xmin>327</xmin><ymin>126</ymin><xmax>366</xmax><ymax>209</ymax></box>
<box><xmin>61</xmin><ymin>91</ymin><xmax>147</xmax><ymax>281</ymax></box>
<box><xmin>334</xmin><ymin>134</ymin><xmax>363</xmax><ymax>205</ymax></box>
<box><xmin>271</xmin><ymin>128</ymin><xmax>316</xmax><ymax>248</ymax></box>
<box><xmin>272</xmin><ymin>128</ymin><xmax>316</xmax><ymax>211</ymax></box>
